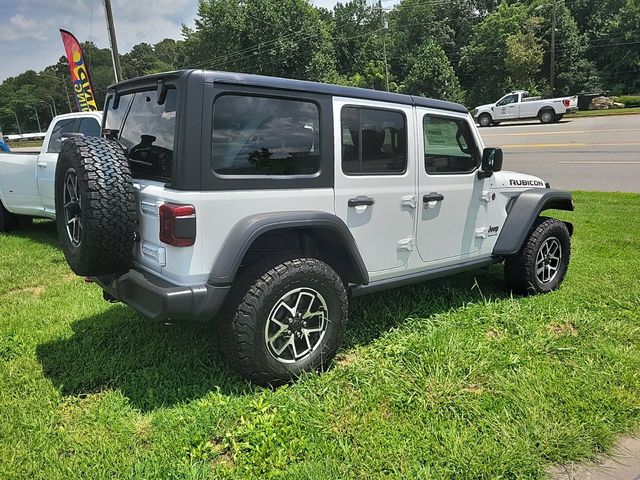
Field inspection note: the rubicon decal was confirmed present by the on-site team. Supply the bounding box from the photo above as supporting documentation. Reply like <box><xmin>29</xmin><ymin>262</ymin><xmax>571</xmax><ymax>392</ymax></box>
<box><xmin>509</xmin><ymin>179</ymin><xmax>545</xmax><ymax>187</ymax></box>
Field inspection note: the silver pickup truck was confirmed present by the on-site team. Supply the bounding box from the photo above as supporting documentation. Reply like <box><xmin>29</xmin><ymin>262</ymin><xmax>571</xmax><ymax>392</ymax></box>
<box><xmin>0</xmin><ymin>112</ymin><xmax>102</xmax><ymax>230</ymax></box>
<box><xmin>473</xmin><ymin>90</ymin><xmax>578</xmax><ymax>127</ymax></box>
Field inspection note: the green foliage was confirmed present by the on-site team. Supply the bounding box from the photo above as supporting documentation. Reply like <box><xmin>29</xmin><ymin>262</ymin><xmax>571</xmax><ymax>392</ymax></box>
<box><xmin>618</xmin><ymin>95</ymin><xmax>640</xmax><ymax>107</ymax></box>
<box><xmin>460</xmin><ymin>3</ymin><xmax>544</xmax><ymax>106</ymax></box>
<box><xmin>402</xmin><ymin>41</ymin><xmax>465</xmax><ymax>103</ymax></box>
<box><xmin>182</xmin><ymin>0</ymin><xmax>336</xmax><ymax>82</ymax></box>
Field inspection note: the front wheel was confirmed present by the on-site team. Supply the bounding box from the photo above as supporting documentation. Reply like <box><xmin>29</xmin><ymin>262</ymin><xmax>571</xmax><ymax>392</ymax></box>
<box><xmin>504</xmin><ymin>217</ymin><xmax>571</xmax><ymax>295</ymax></box>
<box><xmin>219</xmin><ymin>257</ymin><xmax>348</xmax><ymax>386</ymax></box>
<box><xmin>478</xmin><ymin>113</ymin><xmax>492</xmax><ymax>127</ymax></box>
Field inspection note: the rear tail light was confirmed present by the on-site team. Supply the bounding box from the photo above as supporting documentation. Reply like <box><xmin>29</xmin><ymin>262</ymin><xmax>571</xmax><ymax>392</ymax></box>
<box><xmin>159</xmin><ymin>203</ymin><xmax>196</xmax><ymax>247</ymax></box>
<box><xmin>562</xmin><ymin>99</ymin><xmax>570</xmax><ymax>107</ymax></box>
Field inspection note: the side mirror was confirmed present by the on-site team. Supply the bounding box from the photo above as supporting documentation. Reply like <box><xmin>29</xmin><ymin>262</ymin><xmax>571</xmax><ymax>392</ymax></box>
<box><xmin>479</xmin><ymin>147</ymin><xmax>503</xmax><ymax>178</ymax></box>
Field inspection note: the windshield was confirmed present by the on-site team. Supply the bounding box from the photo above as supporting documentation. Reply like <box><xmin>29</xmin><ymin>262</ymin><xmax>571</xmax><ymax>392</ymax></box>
<box><xmin>105</xmin><ymin>88</ymin><xmax>177</xmax><ymax>182</ymax></box>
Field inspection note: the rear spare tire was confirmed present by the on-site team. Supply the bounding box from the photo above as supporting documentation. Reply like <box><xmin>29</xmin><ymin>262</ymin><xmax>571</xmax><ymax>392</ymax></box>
<box><xmin>55</xmin><ymin>136</ymin><xmax>136</xmax><ymax>276</ymax></box>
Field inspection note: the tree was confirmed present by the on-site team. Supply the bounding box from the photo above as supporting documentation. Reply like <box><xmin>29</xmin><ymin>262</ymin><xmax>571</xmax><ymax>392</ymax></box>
<box><xmin>594</xmin><ymin>0</ymin><xmax>640</xmax><ymax>93</ymax></box>
<box><xmin>181</xmin><ymin>0</ymin><xmax>337</xmax><ymax>82</ymax></box>
<box><xmin>330</xmin><ymin>0</ymin><xmax>381</xmax><ymax>77</ymax></box>
<box><xmin>460</xmin><ymin>2</ymin><xmax>544</xmax><ymax>106</ymax></box>
<box><xmin>402</xmin><ymin>41</ymin><xmax>465</xmax><ymax>103</ymax></box>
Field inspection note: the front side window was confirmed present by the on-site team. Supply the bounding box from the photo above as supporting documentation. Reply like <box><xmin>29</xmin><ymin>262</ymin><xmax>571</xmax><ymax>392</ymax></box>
<box><xmin>341</xmin><ymin>107</ymin><xmax>406</xmax><ymax>175</ymax></box>
<box><xmin>47</xmin><ymin>118</ymin><xmax>78</xmax><ymax>153</ymax></box>
<box><xmin>108</xmin><ymin>88</ymin><xmax>177</xmax><ymax>181</ymax></box>
<box><xmin>423</xmin><ymin>116</ymin><xmax>478</xmax><ymax>174</ymax></box>
<box><xmin>212</xmin><ymin>95</ymin><xmax>320</xmax><ymax>176</ymax></box>
<box><xmin>497</xmin><ymin>94</ymin><xmax>518</xmax><ymax>106</ymax></box>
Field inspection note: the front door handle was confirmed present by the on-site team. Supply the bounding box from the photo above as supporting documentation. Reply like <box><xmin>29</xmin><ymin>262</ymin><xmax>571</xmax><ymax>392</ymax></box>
<box><xmin>37</xmin><ymin>163</ymin><xmax>47</xmax><ymax>168</ymax></box>
<box><xmin>423</xmin><ymin>193</ymin><xmax>444</xmax><ymax>203</ymax></box>
<box><xmin>348</xmin><ymin>196</ymin><xmax>375</xmax><ymax>207</ymax></box>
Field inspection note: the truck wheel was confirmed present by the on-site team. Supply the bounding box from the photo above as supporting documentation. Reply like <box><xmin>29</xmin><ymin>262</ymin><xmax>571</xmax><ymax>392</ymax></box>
<box><xmin>0</xmin><ymin>201</ymin><xmax>19</xmax><ymax>232</ymax></box>
<box><xmin>219</xmin><ymin>256</ymin><xmax>348</xmax><ymax>386</ymax></box>
<box><xmin>504</xmin><ymin>217</ymin><xmax>571</xmax><ymax>295</ymax></box>
<box><xmin>554</xmin><ymin>114</ymin><xmax>564</xmax><ymax>122</ymax></box>
<box><xmin>539</xmin><ymin>109</ymin><xmax>556</xmax><ymax>124</ymax></box>
<box><xmin>478</xmin><ymin>114</ymin><xmax>492</xmax><ymax>127</ymax></box>
<box><xmin>55</xmin><ymin>136</ymin><xmax>136</xmax><ymax>276</ymax></box>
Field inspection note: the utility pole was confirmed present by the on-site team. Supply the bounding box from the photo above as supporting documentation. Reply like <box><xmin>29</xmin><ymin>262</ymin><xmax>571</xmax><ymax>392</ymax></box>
<box><xmin>103</xmin><ymin>0</ymin><xmax>123</xmax><ymax>83</ymax></box>
<box><xmin>47</xmin><ymin>95</ymin><xmax>58</xmax><ymax>116</ymax></box>
<box><xmin>549</xmin><ymin>0</ymin><xmax>556</xmax><ymax>96</ymax></box>
<box><xmin>379</xmin><ymin>0</ymin><xmax>390</xmax><ymax>92</ymax></box>
<box><xmin>12</xmin><ymin>110</ymin><xmax>21</xmax><ymax>134</ymax></box>
<box><xmin>42</xmin><ymin>101</ymin><xmax>54</xmax><ymax>120</ymax></box>
<box><xmin>28</xmin><ymin>106</ymin><xmax>42</xmax><ymax>132</ymax></box>
<box><xmin>62</xmin><ymin>75</ymin><xmax>73</xmax><ymax>112</ymax></box>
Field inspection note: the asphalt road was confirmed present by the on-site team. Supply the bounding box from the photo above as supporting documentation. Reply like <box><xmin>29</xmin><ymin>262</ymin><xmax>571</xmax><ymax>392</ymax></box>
<box><xmin>479</xmin><ymin>114</ymin><xmax>640</xmax><ymax>192</ymax></box>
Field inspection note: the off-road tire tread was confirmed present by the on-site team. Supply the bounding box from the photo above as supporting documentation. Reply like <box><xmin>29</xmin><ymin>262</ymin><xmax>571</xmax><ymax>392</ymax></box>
<box><xmin>218</xmin><ymin>256</ymin><xmax>348</xmax><ymax>386</ymax></box>
<box><xmin>504</xmin><ymin>216</ymin><xmax>570</xmax><ymax>295</ymax></box>
<box><xmin>55</xmin><ymin>136</ymin><xmax>136</xmax><ymax>276</ymax></box>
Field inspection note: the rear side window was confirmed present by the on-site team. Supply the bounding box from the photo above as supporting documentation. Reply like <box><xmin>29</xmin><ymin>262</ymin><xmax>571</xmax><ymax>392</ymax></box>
<box><xmin>341</xmin><ymin>106</ymin><xmax>406</xmax><ymax>175</ymax></box>
<box><xmin>110</xmin><ymin>88</ymin><xmax>177</xmax><ymax>181</ymax></box>
<box><xmin>47</xmin><ymin>118</ymin><xmax>78</xmax><ymax>153</ymax></box>
<box><xmin>78</xmin><ymin>118</ymin><xmax>101</xmax><ymax>137</ymax></box>
<box><xmin>212</xmin><ymin>95</ymin><xmax>320</xmax><ymax>176</ymax></box>
<box><xmin>423</xmin><ymin>116</ymin><xmax>478</xmax><ymax>174</ymax></box>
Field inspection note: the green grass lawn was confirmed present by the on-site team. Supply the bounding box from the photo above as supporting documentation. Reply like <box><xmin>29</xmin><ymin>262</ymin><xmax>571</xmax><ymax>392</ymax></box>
<box><xmin>566</xmin><ymin>107</ymin><xmax>640</xmax><ymax>117</ymax></box>
<box><xmin>1</xmin><ymin>191</ymin><xmax>639</xmax><ymax>479</ymax></box>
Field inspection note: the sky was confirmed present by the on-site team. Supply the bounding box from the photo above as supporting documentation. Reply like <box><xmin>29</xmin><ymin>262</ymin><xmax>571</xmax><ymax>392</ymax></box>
<box><xmin>0</xmin><ymin>0</ymin><xmax>357</xmax><ymax>82</ymax></box>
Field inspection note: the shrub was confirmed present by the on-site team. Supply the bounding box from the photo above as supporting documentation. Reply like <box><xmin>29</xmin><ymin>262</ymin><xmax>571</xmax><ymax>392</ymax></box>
<box><xmin>618</xmin><ymin>95</ymin><xmax>640</xmax><ymax>108</ymax></box>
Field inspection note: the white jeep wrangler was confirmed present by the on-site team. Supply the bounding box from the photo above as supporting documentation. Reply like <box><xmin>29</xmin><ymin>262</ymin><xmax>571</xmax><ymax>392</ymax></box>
<box><xmin>55</xmin><ymin>70</ymin><xmax>574</xmax><ymax>385</ymax></box>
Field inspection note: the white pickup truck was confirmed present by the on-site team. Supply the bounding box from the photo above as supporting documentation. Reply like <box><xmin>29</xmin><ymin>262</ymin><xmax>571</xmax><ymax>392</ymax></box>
<box><xmin>473</xmin><ymin>90</ymin><xmax>578</xmax><ymax>127</ymax></box>
<box><xmin>0</xmin><ymin>112</ymin><xmax>102</xmax><ymax>231</ymax></box>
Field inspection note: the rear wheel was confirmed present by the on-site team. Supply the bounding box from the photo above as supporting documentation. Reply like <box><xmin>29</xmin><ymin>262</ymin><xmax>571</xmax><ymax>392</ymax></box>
<box><xmin>554</xmin><ymin>114</ymin><xmax>564</xmax><ymax>122</ymax></box>
<box><xmin>539</xmin><ymin>109</ymin><xmax>556</xmax><ymax>124</ymax></box>
<box><xmin>219</xmin><ymin>256</ymin><xmax>348</xmax><ymax>386</ymax></box>
<box><xmin>478</xmin><ymin>113</ymin><xmax>492</xmax><ymax>127</ymax></box>
<box><xmin>505</xmin><ymin>217</ymin><xmax>571</xmax><ymax>295</ymax></box>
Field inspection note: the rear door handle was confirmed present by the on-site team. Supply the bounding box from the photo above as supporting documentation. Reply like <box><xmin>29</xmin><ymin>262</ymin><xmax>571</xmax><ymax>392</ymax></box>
<box><xmin>348</xmin><ymin>196</ymin><xmax>375</xmax><ymax>207</ymax></box>
<box><xmin>423</xmin><ymin>193</ymin><xmax>444</xmax><ymax>203</ymax></box>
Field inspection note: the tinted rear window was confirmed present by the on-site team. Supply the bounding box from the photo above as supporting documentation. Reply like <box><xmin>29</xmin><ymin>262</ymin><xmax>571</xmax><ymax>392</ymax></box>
<box><xmin>212</xmin><ymin>95</ymin><xmax>320</xmax><ymax>176</ymax></box>
<box><xmin>106</xmin><ymin>88</ymin><xmax>177</xmax><ymax>181</ymax></box>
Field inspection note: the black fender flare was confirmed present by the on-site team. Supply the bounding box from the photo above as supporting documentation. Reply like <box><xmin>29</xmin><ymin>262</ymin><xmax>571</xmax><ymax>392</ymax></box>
<box><xmin>208</xmin><ymin>211</ymin><xmax>369</xmax><ymax>286</ymax></box>
<box><xmin>493</xmin><ymin>188</ymin><xmax>574</xmax><ymax>256</ymax></box>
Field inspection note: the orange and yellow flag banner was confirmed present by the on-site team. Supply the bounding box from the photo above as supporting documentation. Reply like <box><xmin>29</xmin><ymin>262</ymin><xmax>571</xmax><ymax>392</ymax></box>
<box><xmin>60</xmin><ymin>29</ymin><xmax>99</xmax><ymax>112</ymax></box>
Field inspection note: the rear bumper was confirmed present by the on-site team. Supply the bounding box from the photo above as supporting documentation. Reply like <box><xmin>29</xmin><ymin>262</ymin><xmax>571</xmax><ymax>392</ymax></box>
<box><xmin>565</xmin><ymin>107</ymin><xmax>578</xmax><ymax>113</ymax></box>
<box><xmin>95</xmin><ymin>269</ymin><xmax>230</xmax><ymax>322</ymax></box>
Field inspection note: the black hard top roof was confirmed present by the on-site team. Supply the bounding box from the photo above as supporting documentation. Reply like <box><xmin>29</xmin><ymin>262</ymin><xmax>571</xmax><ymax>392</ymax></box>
<box><xmin>109</xmin><ymin>69</ymin><xmax>469</xmax><ymax>114</ymax></box>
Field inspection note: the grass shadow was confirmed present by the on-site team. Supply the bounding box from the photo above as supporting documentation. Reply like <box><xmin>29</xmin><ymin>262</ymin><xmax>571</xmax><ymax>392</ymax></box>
<box><xmin>36</xmin><ymin>265</ymin><xmax>507</xmax><ymax>411</ymax></box>
<box><xmin>8</xmin><ymin>218</ymin><xmax>59</xmax><ymax>249</ymax></box>
<box><xmin>344</xmin><ymin>265</ymin><xmax>507</xmax><ymax>348</ymax></box>
<box><xmin>36</xmin><ymin>304</ymin><xmax>253</xmax><ymax>412</ymax></box>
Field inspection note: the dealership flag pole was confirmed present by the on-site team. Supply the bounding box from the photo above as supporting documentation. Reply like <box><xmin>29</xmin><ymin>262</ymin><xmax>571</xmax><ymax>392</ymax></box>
<box><xmin>103</xmin><ymin>0</ymin><xmax>123</xmax><ymax>83</ymax></box>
